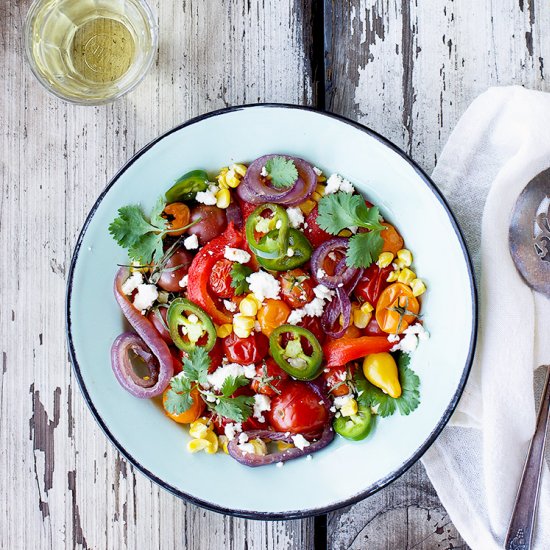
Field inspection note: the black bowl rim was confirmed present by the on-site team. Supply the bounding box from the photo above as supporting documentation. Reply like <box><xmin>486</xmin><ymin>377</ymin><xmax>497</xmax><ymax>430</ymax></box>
<box><xmin>66</xmin><ymin>103</ymin><xmax>478</xmax><ymax>520</ymax></box>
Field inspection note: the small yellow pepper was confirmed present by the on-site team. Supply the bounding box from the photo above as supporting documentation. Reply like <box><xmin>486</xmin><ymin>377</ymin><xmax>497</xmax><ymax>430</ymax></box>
<box><xmin>362</xmin><ymin>353</ymin><xmax>402</xmax><ymax>398</ymax></box>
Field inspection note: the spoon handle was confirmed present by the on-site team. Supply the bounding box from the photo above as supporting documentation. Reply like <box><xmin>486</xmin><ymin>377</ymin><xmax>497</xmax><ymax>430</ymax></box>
<box><xmin>505</xmin><ymin>366</ymin><xmax>550</xmax><ymax>550</ymax></box>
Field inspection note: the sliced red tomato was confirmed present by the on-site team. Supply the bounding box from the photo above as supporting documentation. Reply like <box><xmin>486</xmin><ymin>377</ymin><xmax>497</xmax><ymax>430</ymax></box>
<box><xmin>279</xmin><ymin>269</ymin><xmax>314</xmax><ymax>308</ymax></box>
<box><xmin>304</xmin><ymin>205</ymin><xmax>332</xmax><ymax>247</ymax></box>
<box><xmin>237</xmin><ymin>197</ymin><xmax>258</xmax><ymax>222</ymax></box>
<box><xmin>268</xmin><ymin>382</ymin><xmax>328</xmax><ymax>436</ymax></box>
<box><xmin>251</xmin><ymin>358</ymin><xmax>290</xmax><ymax>396</ymax></box>
<box><xmin>209</xmin><ymin>258</ymin><xmax>235</xmax><ymax>299</ymax></box>
<box><xmin>354</xmin><ymin>263</ymin><xmax>393</xmax><ymax>307</ymax></box>
<box><xmin>187</xmin><ymin>222</ymin><xmax>242</xmax><ymax>325</ymax></box>
<box><xmin>223</xmin><ymin>331</ymin><xmax>269</xmax><ymax>365</ymax></box>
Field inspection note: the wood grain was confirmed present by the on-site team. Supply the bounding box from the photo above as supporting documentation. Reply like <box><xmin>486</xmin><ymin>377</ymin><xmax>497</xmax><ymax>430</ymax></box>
<box><xmin>325</xmin><ymin>1</ymin><xmax>549</xmax><ymax>548</ymax></box>
<box><xmin>0</xmin><ymin>1</ymin><xmax>314</xmax><ymax>548</ymax></box>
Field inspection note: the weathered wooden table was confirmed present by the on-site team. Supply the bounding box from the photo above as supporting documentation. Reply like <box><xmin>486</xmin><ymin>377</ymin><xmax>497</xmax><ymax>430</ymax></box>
<box><xmin>2</xmin><ymin>1</ymin><xmax>548</xmax><ymax>548</ymax></box>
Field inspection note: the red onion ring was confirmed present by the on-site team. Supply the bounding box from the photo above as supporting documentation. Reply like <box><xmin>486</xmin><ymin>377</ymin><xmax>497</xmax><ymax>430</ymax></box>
<box><xmin>226</xmin><ymin>201</ymin><xmax>243</xmax><ymax>229</ymax></box>
<box><xmin>322</xmin><ymin>288</ymin><xmax>352</xmax><ymax>339</ymax></box>
<box><xmin>227</xmin><ymin>383</ymin><xmax>334</xmax><ymax>467</ymax></box>
<box><xmin>227</xmin><ymin>425</ymin><xmax>335</xmax><ymax>467</ymax></box>
<box><xmin>112</xmin><ymin>268</ymin><xmax>174</xmax><ymax>398</ymax></box>
<box><xmin>236</xmin><ymin>154</ymin><xmax>317</xmax><ymax>206</ymax></box>
<box><xmin>311</xmin><ymin>238</ymin><xmax>359</xmax><ymax>289</ymax></box>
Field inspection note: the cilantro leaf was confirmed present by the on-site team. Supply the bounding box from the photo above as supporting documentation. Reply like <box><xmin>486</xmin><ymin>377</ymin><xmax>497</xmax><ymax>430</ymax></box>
<box><xmin>264</xmin><ymin>156</ymin><xmax>298</xmax><ymax>189</ymax></box>
<box><xmin>164</xmin><ymin>376</ymin><xmax>194</xmax><ymax>415</ymax></box>
<box><xmin>346</xmin><ymin>231</ymin><xmax>384</xmax><ymax>268</ymax></box>
<box><xmin>182</xmin><ymin>347</ymin><xmax>210</xmax><ymax>386</ymax></box>
<box><xmin>220</xmin><ymin>375</ymin><xmax>250</xmax><ymax>398</ymax></box>
<box><xmin>355</xmin><ymin>353</ymin><xmax>420</xmax><ymax>417</ymax></box>
<box><xmin>109</xmin><ymin>198</ymin><xmax>168</xmax><ymax>264</ymax></box>
<box><xmin>230</xmin><ymin>263</ymin><xmax>253</xmax><ymax>295</ymax></box>
<box><xmin>317</xmin><ymin>193</ymin><xmax>385</xmax><ymax>234</ymax></box>
<box><xmin>214</xmin><ymin>394</ymin><xmax>254</xmax><ymax>422</ymax></box>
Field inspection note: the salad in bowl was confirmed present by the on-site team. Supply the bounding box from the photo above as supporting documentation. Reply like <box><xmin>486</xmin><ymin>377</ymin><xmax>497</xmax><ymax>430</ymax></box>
<box><xmin>109</xmin><ymin>154</ymin><xmax>429</xmax><ymax>467</ymax></box>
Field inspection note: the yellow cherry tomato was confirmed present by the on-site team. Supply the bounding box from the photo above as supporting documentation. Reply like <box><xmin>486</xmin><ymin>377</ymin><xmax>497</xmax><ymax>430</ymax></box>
<box><xmin>375</xmin><ymin>283</ymin><xmax>420</xmax><ymax>334</ymax></box>
<box><xmin>257</xmin><ymin>299</ymin><xmax>290</xmax><ymax>336</ymax></box>
<box><xmin>363</xmin><ymin>352</ymin><xmax>401</xmax><ymax>398</ymax></box>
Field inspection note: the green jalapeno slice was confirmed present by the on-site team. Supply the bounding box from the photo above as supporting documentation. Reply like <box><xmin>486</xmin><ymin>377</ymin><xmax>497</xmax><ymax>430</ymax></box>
<box><xmin>245</xmin><ymin>204</ymin><xmax>290</xmax><ymax>259</ymax></box>
<box><xmin>256</xmin><ymin>228</ymin><xmax>312</xmax><ymax>271</ymax></box>
<box><xmin>167</xmin><ymin>298</ymin><xmax>216</xmax><ymax>352</ymax></box>
<box><xmin>165</xmin><ymin>170</ymin><xmax>209</xmax><ymax>203</ymax></box>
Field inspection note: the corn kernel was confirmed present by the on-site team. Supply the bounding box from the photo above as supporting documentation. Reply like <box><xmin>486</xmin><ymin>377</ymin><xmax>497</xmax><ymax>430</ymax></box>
<box><xmin>233</xmin><ymin>315</ymin><xmax>255</xmax><ymax>338</ymax></box>
<box><xmin>189</xmin><ymin>420</ymin><xmax>209</xmax><ymax>439</ymax></box>
<box><xmin>312</xmin><ymin>191</ymin><xmax>323</xmax><ymax>202</ymax></box>
<box><xmin>219</xmin><ymin>435</ymin><xmax>229</xmax><ymax>454</ymax></box>
<box><xmin>339</xmin><ymin>229</ymin><xmax>352</xmax><ymax>237</ymax></box>
<box><xmin>276</xmin><ymin>441</ymin><xmax>294</xmax><ymax>452</ymax></box>
<box><xmin>361</xmin><ymin>302</ymin><xmax>374</xmax><ymax>314</ymax></box>
<box><xmin>216</xmin><ymin>323</ymin><xmax>233</xmax><ymax>338</ymax></box>
<box><xmin>340</xmin><ymin>398</ymin><xmax>358</xmax><ymax>417</ymax></box>
<box><xmin>231</xmin><ymin>163</ymin><xmax>247</xmax><ymax>177</ymax></box>
<box><xmin>249</xmin><ymin>438</ymin><xmax>267</xmax><ymax>456</ymax></box>
<box><xmin>239</xmin><ymin>295</ymin><xmax>259</xmax><ymax>317</ymax></box>
<box><xmin>215</xmin><ymin>188</ymin><xmax>231</xmax><ymax>209</ymax></box>
<box><xmin>225</xmin><ymin>169</ymin><xmax>241</xmax><ymax>188</ymax></box>
<box><xmin>353</xmin><ymin>307</ymin><xmax>372</xmax><ymax>329</ymax></box>
<box><xmin>410</xmin><ymin>278</ymin><xmax>427</xmax><ymax>297</ymax></box>
<box><xmin>387</xmin><ymin>270</ymin><xmax>399</xmax><ymax>282</ymax></box>
<box><xmin>398</xmin><ymin>267</ymin><xmax>416</xmax><ymax>285</ymax></box>
<box><xmin>377</xmin><ymin>252</ymin><xmax>394</xmax><ymax>269</ymax></box>
<box><xmin>216</xmin><ymin>168</ymin><xmax>229</xmax><ymax>188</ymax></box>
<box><xmin>187</xmin><ymin>439</ymin><xmax>211</xmax><ymax>453</ymax></box>
<box><xmin>395</xmin><ymin>249</ymin><xmax>413</xmax><ymax>269</ymax></box>
<box><xmin>299</xmin><ymin>199</ymin><xmax>316</xmax><ymax>215</ymax></box>
<box><xmin>218</xmin><ymin>178</ymin><xmax>229</xmax><ymax>190</ymax></box>
<box><xmin>203</xmin><ymin>431</ymin><xmax>219</xmax><ymax>454</ymax></box>
<box><xmin>315</xmin><ymin>184</ymin><xmax>326</xmax><ymax>196</ymax></box>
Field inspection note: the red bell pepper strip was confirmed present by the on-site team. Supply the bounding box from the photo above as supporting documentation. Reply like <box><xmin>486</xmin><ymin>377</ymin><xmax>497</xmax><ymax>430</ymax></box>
<box><xmin>323</xmin><ymin>336</ymin><xmax>393</xmax><ymax>368</ymax></box>
<box><xmin>187</xmin><ymin>222</ymin><xmax>242</xmax><ymax>325</ymax></box>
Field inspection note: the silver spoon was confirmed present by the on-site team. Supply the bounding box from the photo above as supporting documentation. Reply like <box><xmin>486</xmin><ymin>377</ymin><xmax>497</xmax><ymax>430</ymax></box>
<box><xmin>506</xmin><ymin>167</ymin><xmax>550</xmax><ymax>550</ymax></box>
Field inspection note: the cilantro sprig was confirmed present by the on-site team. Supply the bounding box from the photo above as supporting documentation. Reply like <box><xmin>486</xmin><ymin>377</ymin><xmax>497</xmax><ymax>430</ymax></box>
<box><xmin>230</xmin><ymin>263</ymin><xmax>253</xmax><ymax>295</ymax></box>
<box><xmin>108</xmin><ymin>197</ymin><xmax>196</xmax><ymax>264</ymax></box>
<box><xmin>316</xmin><ymin>192</ymin><xmax>387</xmax><ymax>269</ymax></box>
<box><xmin>163</xmin><ymin>347</ymin><xmax>254</xmax><ymax>423</ymax></box>
<box><xmin>355</xmin><ymin>353</ymin><xmax>420</xmax><ymax>417</ymax></box>
<box><xmin>264</xmin><ymin>156</ymin><xmax>298</xmax><ymax>188</ymax></box>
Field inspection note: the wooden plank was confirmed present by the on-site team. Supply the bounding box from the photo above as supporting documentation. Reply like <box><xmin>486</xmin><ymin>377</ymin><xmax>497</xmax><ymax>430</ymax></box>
<box><xmin>325</xmin><ymin>0</ymin><xmax>549</xmax><ymax>547</ymax></box>
<box><xmin>0</xmin><ymin>1</ymin><xmax>315</xmax><ymax>548</ymax></box>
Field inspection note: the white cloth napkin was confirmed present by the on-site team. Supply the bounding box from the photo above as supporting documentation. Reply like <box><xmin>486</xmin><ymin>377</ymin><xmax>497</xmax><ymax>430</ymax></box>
<box><xmin>421</xmin><ymin>86</ymin><xmax>550</xmax><ymax>549</ymax></box>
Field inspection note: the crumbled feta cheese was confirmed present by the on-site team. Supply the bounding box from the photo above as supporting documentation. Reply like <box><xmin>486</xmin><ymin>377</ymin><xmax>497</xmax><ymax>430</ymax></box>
<box><xmin>292</xmin><ymin>434</ymin><xmax>310</xmax><ymax>450</ymax></box>
<box><xmin>207</xmin><ymin>363</ymin><xmax>256</xmax><ymax>390</ymax></box>
<box><xmin>195</xmin><ymin>183</ymin><xmax>218</xmax><ymax>205</ymax></box>
<box><xmin>224</xmin><ymin>422</ymin><xmax>242</xmax><ymax>441</ymax></box>
<box><xmin>223</xmin><ymin>299</ymin><xmax>237</xmax><ymax>312</ymax></box>
<box><xmin>133</xmin><ymin>284</ymin><xmax>158</xmax><ymax>312</ymax></box>
<box><xmin>313</xmin><ymin>166</ymin><xmax>323</xmax><ymax>176</ymax></box>
<box><xmin>183</xmin><ymin>234</ymin><xmax>199</xmax><ymax>250</ymax></box>
<box><xmin>286</xmin><ymin>207</ymin><xmax>305</xmax><ymax>228</ymax></box>
<box><xmin>253</xmin><ymin>394</ymin><xmax>271</xmax><ymax>423</ymax></box>
<box><xmin>390</xmin><ymin>323</ymin><xmax>429</xmax><ymax>354</ymax></box>
<box><xmin>306</xmin><ymin>455</ymin><xmax>313</xmax><ymax>461</ymax></box>
<box><xmin>287</xmin><ymin>247</ymin><xmax>295</xmax><ymax>257</ymax></box>
<box><xmin>246</xmin><ymin>271</ymin><xmax>280</xmax><ymax>302</ymax></box>
<box><xmin>260</xmin><ymin>166</ymin><xmax>268</xmax><ymax>177</ymax></box>
<box><xmin>329</xmin><ymin>406</ymin><xmax>337</xmax><ymax>413</ymax></box>
<box><xmin>313</xmin><ymin>284</ymin><xmax>334</xmax><ymax>302</ymax></box>
<box><xmin>224</xmin><ymin>246</ymin><xmax>251</xmax><ymax>263</ymax></box>
<box><xmin>238</xmin><ymin>432</ymin><xmax>249</xmax><ymax>445</ymax></box>
<box><xmin>122</xmin><ymin>272</ymin><xmax>143</xmax><ymax>295</ymax></box>
<box><xmin>316</xmin><ymin>268</ymin><xmax>327</xmax><ymax>280</ymax></box>
<box><xmin>287</xmin><ymin>284</ymin><xmax>334</xmax><ymax>324</ymax></box>
<box><xmin>178</xmin><ymin>275</ymin><xmax>188</xmax><ymax>288</ymax></box>
<box><xmin>238</xmin><ymin>442</ymin><xmax>255</xmax><ymax>454</ymax></box>
<box><xmin>303</xmin><ymin>298</ymin><xmax>325</xmax><ymax>317</ymax></box>
<box><xmin>328</xmin><ymin>252</ymin><xmax>337</xmax><ymax>261</ymax></box>
<box><xmin>387</xmin><ymin>333</ymin><xmax>400</xmax><ymax>343</ymax></box>
<box><xmin>287</xmin><ymin>309</ymin><xmax>306</xmax><ymax>325</ymax></box>
<box><xmin>325</xmin><ymin>173</ymin><xmax>355</xmax><ymax>194</ymax></box>
<box><xmin>333</xmin><ymin>395</ymin><xmax>353</xmax><ymax>410</ymax></box>
<box><xmin>276</xmin><ymin>461</ymin><xmax>284</xmax><ymax>468</ymax></box>
<box><xmin>349</xmin><ymin>226</ymin><xmax>358</xmax><ymax>234</ymax></box>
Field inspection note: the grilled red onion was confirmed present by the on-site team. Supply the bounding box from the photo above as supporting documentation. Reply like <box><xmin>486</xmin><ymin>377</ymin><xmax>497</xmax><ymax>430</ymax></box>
<box><xmin>311</xmin><ymin>238</ymin><xmax>359</xmax><ymax>289</ymax></box>
<box><xmin>236</xmin><ymin>154</ymin><xmax>317</xmax><ymax>206</ymax></box>
<box><xmin>227</xmin><ymin>425</ymin><xmax>335</xmax><ymax>467</ymax></box>
<box><xmin>228</xmin><ymin>383</ymin><xmax>334</xmax><ymax>467</ymax></box>
<box><xmin>112</xmin><ymin>268</ymin><xmax>174</xmax><ymax>398</ymax></box>
<box><xmin>226</xmin><ymin>201</ymin><xmax>243</xmax><ymax>229</ymax></box>
<box><xmin>322</xmin><ymin>288</ymin><xmax>352</xmax><ymax>338</ymax></box>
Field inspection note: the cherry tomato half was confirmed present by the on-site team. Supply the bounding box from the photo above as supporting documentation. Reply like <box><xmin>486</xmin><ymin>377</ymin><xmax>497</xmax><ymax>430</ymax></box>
<box><xmin>209</xmin><ymin>258</ymin><xmax>235</xmax><ymax>299</ymax></box>
<box><xmin>354</xmin><ymin>263</ymin><xmax>393</xmax><ymax>307</ymax></box>
<box><xmin>157</xmin><ymin>250</ymin><xmax>193</xmax><ymax>292</ymax></box>
<box><xmin>380</xmin><ymin>222</ymin><xmax>404</xmax><ymax>255</ymax></box>
<box><xmin>251</xmin><ymin>358</ymin><xmax>290</xmax><ymax>396</ymax></box>
<box><xmin>257</xmin><ymin>299</ymin><xmax>291</xmax><ymax>336</ymax></box>
<box><xmin>268</xmin><ymin>382</ymin><xmax>328</xmax><ymax>435</ymax></box>
<box><xmin>322</xmin><ymin>364</ymin><xmax>355</xmax><ymax>397</ymax></box>
<box><xmin>304</xmin><ymin>205</ymin><xmax>332</xmax><ymax>247</ymax></box>
<box><xmin>188</xmin><ymin>205</ymin><xmax>228</xmax><ymax>245</ymax></box>
<box><xmin>223</xmin><ymin>331</ymin><xmax>269</xmax><ymax>365</ymax></box>
<box><xmin>163</xmin><ymin>202</ymin><xmax>191</xmax><ymax>237</ymax></box>
<box><xmin>279</xmin><ymin>269</ymin><xmax>315</xmax><ymax>308</ymax></box>
<box><xmin>376</xmin><ymin>283</ymin><xmax>420</xmax><ymax>334</ymax></box>
<box><xmin>162</xmin><ymin>386</ymin><xmax>204</xmax><ymax>424</ymax></box>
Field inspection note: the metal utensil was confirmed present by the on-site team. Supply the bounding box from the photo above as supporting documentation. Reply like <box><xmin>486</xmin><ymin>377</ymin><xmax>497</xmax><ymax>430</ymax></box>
<box><xmin>506</xmin><ymin>168</ymin><xmax>550</xmax><ymax>550</ymax></box>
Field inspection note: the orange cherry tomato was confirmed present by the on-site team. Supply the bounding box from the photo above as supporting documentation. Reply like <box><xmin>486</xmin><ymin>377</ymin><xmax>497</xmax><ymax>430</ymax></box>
<box><xmin>257</xmin><ymin>299</ymin><xmax>291</xmax><ymax>336</ymax></box>
<box><xmin>163</xmin><ymin>202</ymin><xmax>191</xmax><ymax>236</ymax></box>
<box><xmin>381</xmin><ymin>222</ymin><xmax>404</xmax><ymax>255</ymax></box>
<box><xmin>375</xmin><ymin>283</ymin><xmax>420</xmax><ymax>334</ymax></box>
<box><xmin>162</xmin><ymin>386</ymin><xmax>204</xmax><ymax>424</ymax></box>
